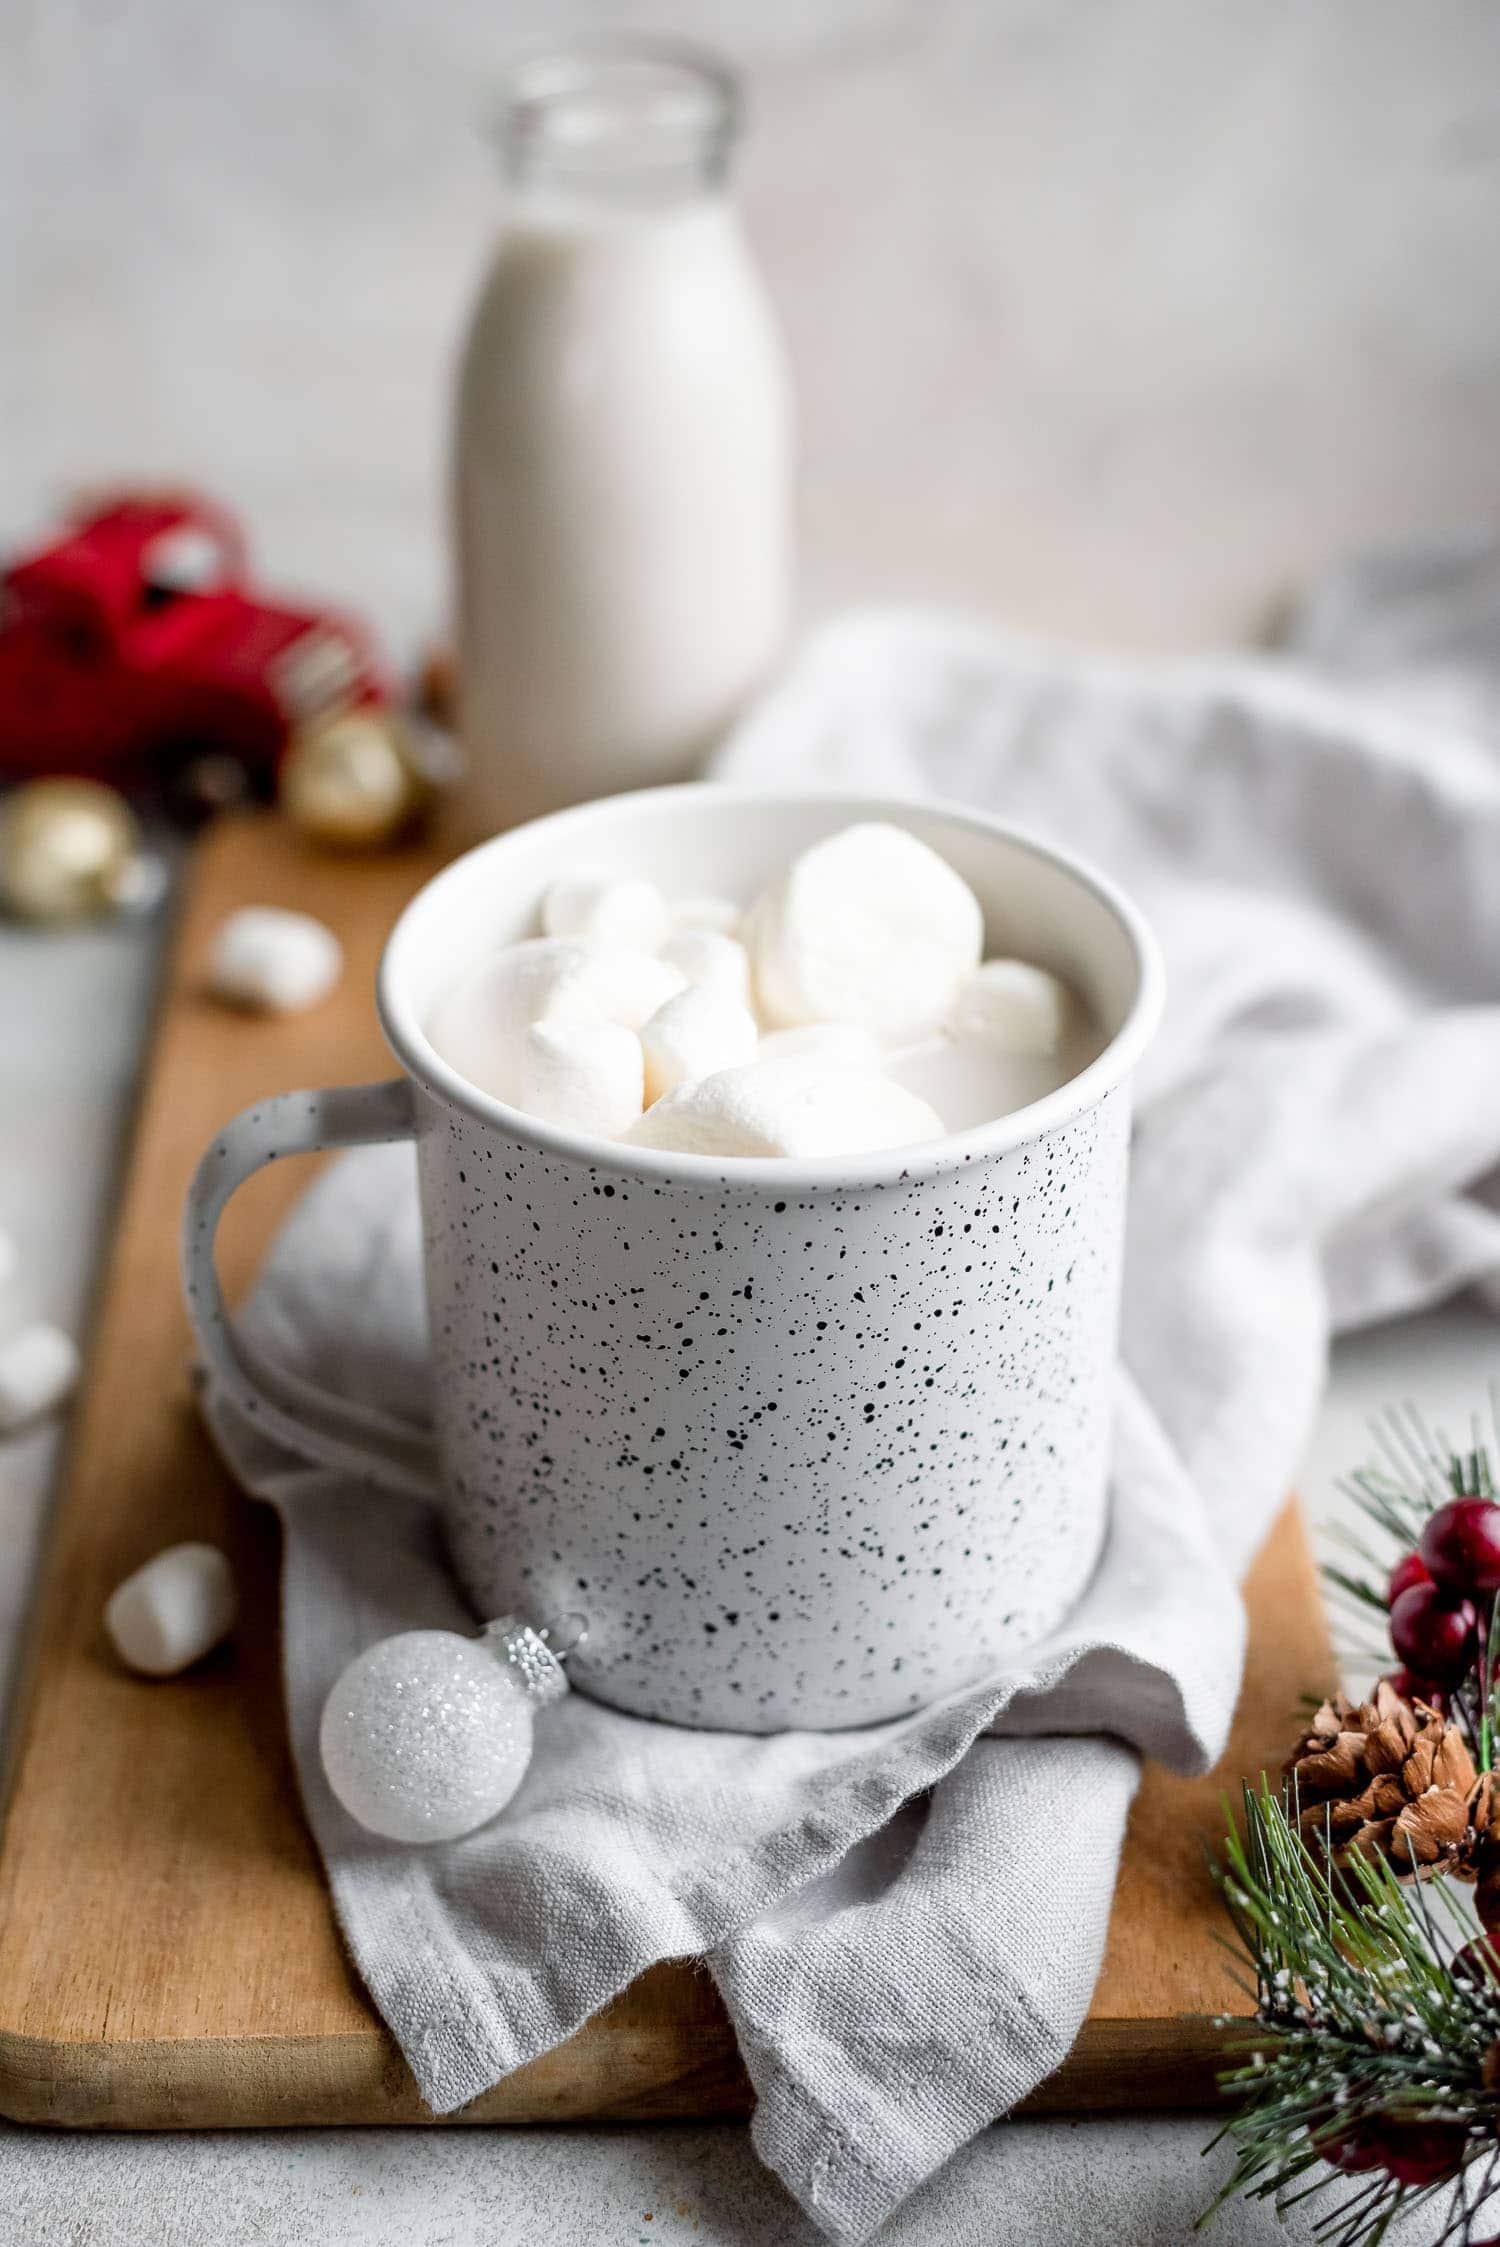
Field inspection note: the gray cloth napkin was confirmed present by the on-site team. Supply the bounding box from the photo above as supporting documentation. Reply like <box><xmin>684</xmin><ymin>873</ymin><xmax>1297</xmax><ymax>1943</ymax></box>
<box><xmin>205</xmin><ymin>546</ymin><xmax>1500</xmax><ymax>2244</ymax></box>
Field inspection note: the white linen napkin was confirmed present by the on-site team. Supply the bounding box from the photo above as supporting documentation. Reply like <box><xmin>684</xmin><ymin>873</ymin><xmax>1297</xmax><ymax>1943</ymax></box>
<box><xmin>204</xmin><ymin>547</ymin><xmax>1500</xmax><ymax>2244</ymax></box>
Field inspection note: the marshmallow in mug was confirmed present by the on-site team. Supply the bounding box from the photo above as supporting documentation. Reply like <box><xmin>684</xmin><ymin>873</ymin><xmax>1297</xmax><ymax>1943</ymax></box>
<box><xmin>670</xmin><ymin>894</ymin><xmax>741</xmax><ymax>937</ymax></box>
<box><xmin>428</xmin><ymin>936</ymin><xmax>683</xmax><ymax>1108</ymax></box>
<box><xmin>660</xmin><ymin>926</ymin><xmax>753</xmax><ymax>1010</ymax></box>
<box><xmin>744</xmin><ymin>821</ymin><xmax>983</xmax><ymax>1042</ymax></box>
<box><xmin>541</xmin><ymin>870</ymin><xmax>671</xmax><ymax>954</ymax></box>
<box><xmin>625</xmin><ymin>1060</ymin><xmax>944</xmax><ymax>1160</ymax></box>
<box><xmin>950</xmin><ymin>957</ymin><xmax>1076</xmax><ymax>1055</ymax></box>
<box><xmin>640</xmin><ymin>985</ymin><xmax>759</xmax><ymax>1106</ymax></box>
<box><xmin>425</xmin><ymin>824</ymin><xmax>1085</xmax><ymax>1156</ymax></box>
<box><xmin>519</xmin><ymin>1019</ymin><xmax>645</xmax><ymax>1139</ymax></box>
<box><xmin>755</xmin><ymin>1021</ymin><xmax>883</xmax><ymax>1069</ymax></box>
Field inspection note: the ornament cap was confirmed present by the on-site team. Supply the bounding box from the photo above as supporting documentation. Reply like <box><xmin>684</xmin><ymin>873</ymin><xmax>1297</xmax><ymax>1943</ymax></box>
<box><xmin>483</xmin><ymin>1615</ymin><xmax>572</xmax><ymax>1707</ymax></box>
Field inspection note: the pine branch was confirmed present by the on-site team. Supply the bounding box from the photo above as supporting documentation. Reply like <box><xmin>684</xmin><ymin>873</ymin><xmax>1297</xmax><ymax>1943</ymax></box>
<box><xmin>1203</xmin><ymin>1783</ymin><xmax>1500</xmax><ymax>2246</ymax></box>
<box><xmin>1208</xmin><ymin>1398</ymin><xmax>1500</xmax><ymax>2245</ymax></box>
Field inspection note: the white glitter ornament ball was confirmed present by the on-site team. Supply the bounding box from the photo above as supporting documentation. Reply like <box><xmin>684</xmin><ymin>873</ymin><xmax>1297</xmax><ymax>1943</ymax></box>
<box><xmin>319</xmin><ymin>1620</ymin><xmax>567</xmax><ymax>1844</ymax></box>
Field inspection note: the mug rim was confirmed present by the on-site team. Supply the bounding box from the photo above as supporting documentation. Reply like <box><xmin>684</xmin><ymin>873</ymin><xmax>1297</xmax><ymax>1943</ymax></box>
<box><xmin>376</xmin><ymin>784</ymin><xmax>1165</xmax><ymax>1191</ymax></box>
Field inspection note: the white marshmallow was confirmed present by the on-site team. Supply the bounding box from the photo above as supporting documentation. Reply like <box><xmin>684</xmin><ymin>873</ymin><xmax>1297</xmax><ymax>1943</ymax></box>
<box><xmin>426</xmin><ymin>938</ymin><xmax>600</xmax><ymax>1104</ymax></box>
<box><xmin>518</xmin><ymin>1020</ymin><xmax>644</xmax><ymax>1138</ymax></box>
<box><xmin>755</xmin><ymin>1022</ymin><xmax>884</xmax><ymax>1071</ymax></box>
<box><xmin>670</xmin><ymin>894</ymin><xmax>741</xmax><ymax>937</ymax></box>
<box><xmin>208</xmin><ymin>907</ymin><xmax>342</xmax><ymax>1014</ymax></box>
<box><xmin>0</xmin><ymin>1321</ymin><xmax>79</xmax><ymax>1433</ymax></box>
<box><xmin>660</xmin><ymin>927</ymin><xmax>753</xmax><ymax>1010</ymax></box>
<box><xmin>623</xmin><ymin>1060</ymin><xmax>944</xmax><ymax>1159</ymax></box>
<box><xmin>541</xmin><ymin>871</ymin><xmax>671</xmax><ymax>953</ymax></box>
<box><xmin>640</xmin><ymin>986</ymin><xmax>759</xmax><ymax>1106</ymax></box>
<box><xmin>104</xmin><ymin>1542</ymin><xmax>237</xmax><ymax>1678</ymax></box>
<box><xmin>950</xmin><ymin>958</ymin><xmax>1075</xmax><ymax>1055</ymax></box>
<box><xmin>745</xmin><ymin>822</ymin><xmax>983</xmax><ymax>1043</ymax></box>
<box><xmin>574</xmin><ymin>946</ymin><xmax>687</xmax><ymax>1031</ymax></box>
<box><xmin>428</xmin><ymin>937</ymin><xmax>685</xmax><ymax>1108</ymax></box>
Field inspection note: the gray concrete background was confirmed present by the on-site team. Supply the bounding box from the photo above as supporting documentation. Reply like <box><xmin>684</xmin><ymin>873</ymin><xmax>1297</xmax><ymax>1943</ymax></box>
<box><xmin>5</xmin><ymin>1</ymin><xmax>1500</xmax><ymax>656</ymax></box>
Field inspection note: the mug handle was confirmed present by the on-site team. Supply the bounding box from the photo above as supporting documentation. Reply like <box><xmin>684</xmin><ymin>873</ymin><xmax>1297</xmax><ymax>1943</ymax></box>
<box><xmin>181</xmin><ymin>1078</ymin><xmax>439</xmax><ymax>1499</ymax></box>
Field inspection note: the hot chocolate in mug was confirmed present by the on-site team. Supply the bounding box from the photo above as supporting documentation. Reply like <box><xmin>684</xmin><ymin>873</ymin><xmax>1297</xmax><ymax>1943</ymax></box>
<box><xmin>183</xmin><ymin>788</ymin><xmax>1163</xmax><ymax>1731</ymax></box>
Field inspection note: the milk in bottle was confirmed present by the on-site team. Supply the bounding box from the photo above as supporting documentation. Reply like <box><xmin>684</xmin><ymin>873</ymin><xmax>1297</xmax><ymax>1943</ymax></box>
<box><xmin>453</xmin><ymin>39</ymin><xmax>794</xmax><ymax>831</ymax></box>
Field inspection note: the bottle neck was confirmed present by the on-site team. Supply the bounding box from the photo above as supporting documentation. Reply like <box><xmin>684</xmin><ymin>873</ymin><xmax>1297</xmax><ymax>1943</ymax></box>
<box><xmin>495</xmin><ymin>36</ymin><xmax>740</xmax><ymax>217</ymax></box>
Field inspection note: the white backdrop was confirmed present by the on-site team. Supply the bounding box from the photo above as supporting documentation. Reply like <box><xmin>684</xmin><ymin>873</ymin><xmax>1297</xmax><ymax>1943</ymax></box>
<box><xmin>4</xmin><ymin>0</ymin><xmax>1500</xmax><ymax>657</ymax></box>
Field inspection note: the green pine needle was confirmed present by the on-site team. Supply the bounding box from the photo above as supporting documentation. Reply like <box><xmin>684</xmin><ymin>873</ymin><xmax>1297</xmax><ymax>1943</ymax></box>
<box><xmin>1204</xmin><ymin>1782</ymin><xmax>1500</xmax><ymax>2246</ymax></box>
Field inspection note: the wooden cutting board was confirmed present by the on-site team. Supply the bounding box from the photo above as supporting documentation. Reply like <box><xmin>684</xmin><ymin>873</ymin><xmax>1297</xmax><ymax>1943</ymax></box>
<box><xmin>0</xmin><ymin>810</ymin><xmax>1336</xmax><ymax>2129</ymax></box>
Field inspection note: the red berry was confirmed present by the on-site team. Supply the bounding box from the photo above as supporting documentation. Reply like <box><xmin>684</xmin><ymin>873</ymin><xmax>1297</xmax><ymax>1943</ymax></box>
<box><xmin>1312</xmin><ymin>2115</ymin><xmax>1470</xmax><ymax>2185</ymax></box>
<box><xmin>1452</xmin><ymin>1938</ymin><xmax>1500</xmax><ymax>1989</ymax></box>
<box><xmin>1382</xmin><ymin>1667</ymin><xmax>1449</xmax><ymax>1715</ymax></box>
<box><xmin>1312</xmin><ymin>2120</ymin><xmax>1384</xmax><ymax>2174</ymax></box>
<box><xmin>1389</xmin><ymin>1582</ymin><xmax>1478</xmax><ymax>1683</ymax></box>
<box><xmin>1387</xmin><ymin>1551</ymin><xmax>1431</xmax><ymax>1608</ymax></box>
<box><xmin>1374</xmin><ymin>2118</ymin><xmax>1470</xmax><ymax>2187</ymax></box>
<box><xmin>1420</xmin><ymin>1497</ymin><xmax>1500</xmax><ymax>1594</ymax></box>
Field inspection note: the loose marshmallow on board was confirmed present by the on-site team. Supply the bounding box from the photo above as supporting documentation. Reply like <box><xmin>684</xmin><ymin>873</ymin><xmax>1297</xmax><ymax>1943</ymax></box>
<box><xmin>624</xmin><ymin>1059</ymin><xmax>944</xmax><ymax>1159</ymax></box>
<box><xmin>951</xmin><ymin>958</ymin><xmax>1075</xmax><ymax>1056</ymax></box>
<box><xmin>104</xmin><ymin>1542</ymin><xmax>238</xmax><ymax>1677</ymax></box>
<box><xmin>208</xmin><ymin>907</ymin><xmax>343</xmax><ymax>1014</ymax></box>
<box><xmin>519</xmin><ymin>1020</ymin><xmax>645</xmax><ymax>1138</ymax></box>
<box><xmin>640</xmin><ymin>986</ymin><xmax>759</xmax><ymax>1105</ymax></box>
<box><xmin>660</xmin><ymin>927</ymin><xmax>753</xmax><ymax>1010</ymax></box>
<box><xmin>745</xmin><ymin>823</ymin><xmax>983</xmax><ymax>1043</ymax></box>
<box><xmin>541</xmin><ymin>872</ymin><xmax>671</xmax><ymax>954</ymax></box>
<box><xmin>0</xmin><ymin>1322</ymin><xmax>79</xmax><ymax>1433</ymax></box>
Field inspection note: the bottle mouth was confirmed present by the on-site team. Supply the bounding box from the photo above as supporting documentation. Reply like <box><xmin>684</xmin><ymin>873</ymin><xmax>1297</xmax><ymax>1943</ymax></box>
<box><xmin>494</xmin><ymin>34</ymin><xmax>741</xmax><ymax>203</ymax></box>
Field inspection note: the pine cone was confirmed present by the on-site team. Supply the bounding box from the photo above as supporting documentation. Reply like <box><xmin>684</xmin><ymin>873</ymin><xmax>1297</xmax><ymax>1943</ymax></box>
<box><xmin>1284</xmin><ymin>1679</ymin><xmax>1478</xmax><ymax>1874</ymax></box>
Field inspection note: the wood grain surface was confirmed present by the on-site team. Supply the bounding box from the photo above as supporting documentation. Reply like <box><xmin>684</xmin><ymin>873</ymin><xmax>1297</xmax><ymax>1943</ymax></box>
<box><xmin>0</xmin><ymin>811</ymin><xmax>1337</xmax><ymax>2129</ymax></box>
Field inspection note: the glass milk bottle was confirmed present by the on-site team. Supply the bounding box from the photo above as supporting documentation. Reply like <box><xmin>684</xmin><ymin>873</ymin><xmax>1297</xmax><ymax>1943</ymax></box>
<box><xmin>453</xmin><ymin>39</ymin><xmax>794</xmax><ymax>833</ymax></box>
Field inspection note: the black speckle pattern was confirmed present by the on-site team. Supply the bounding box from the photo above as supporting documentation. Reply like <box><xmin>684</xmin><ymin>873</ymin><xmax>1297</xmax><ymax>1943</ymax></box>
<box><xmin>417</xmin><ymin>1086</ymin><xmax>1129</xmax><ymax>1732</ymax></box>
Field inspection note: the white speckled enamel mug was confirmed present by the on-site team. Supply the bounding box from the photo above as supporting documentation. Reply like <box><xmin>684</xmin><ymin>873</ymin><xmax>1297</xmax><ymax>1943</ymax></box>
<box><xmin>184</xmin><ymin>788</ymin><xmax>1162</xmax><ymax>1731</ymax></box>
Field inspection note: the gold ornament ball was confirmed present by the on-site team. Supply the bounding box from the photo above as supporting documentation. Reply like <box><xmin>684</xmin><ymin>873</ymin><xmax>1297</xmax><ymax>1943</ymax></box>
<box><xmin>280</xmin><ymin>710</ymin><xmax>426</xmax><ymax>850</ymax></box>
<box><xmin>0</xmin><ymin>779</ymin><xmax>144</xmax><ymax>924</ymax></box>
